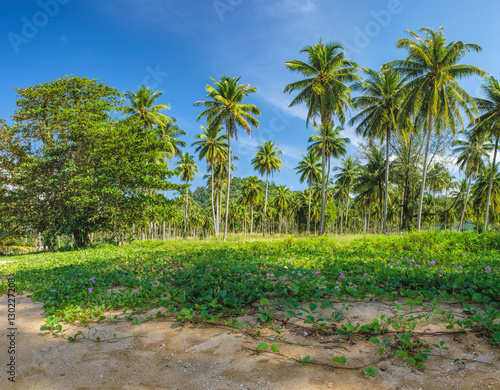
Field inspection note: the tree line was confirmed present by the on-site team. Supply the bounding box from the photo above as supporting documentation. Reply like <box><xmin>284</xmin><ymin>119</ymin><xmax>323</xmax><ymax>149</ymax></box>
<box><xmin>1</xmin><ymin>26</ymin><xmax>500</xmax><ymax>250</ymax></box>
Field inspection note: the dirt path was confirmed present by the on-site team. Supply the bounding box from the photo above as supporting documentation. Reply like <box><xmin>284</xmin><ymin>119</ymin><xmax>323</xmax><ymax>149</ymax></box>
<box><xmin>0</xmin><ymin>294</ymin><xmax>498</xmax><ymax>390</ymax></box>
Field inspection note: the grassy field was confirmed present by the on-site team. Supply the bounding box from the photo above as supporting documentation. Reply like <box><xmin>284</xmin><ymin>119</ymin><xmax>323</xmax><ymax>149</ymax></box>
<box><xmin>1</xmin><ymin>232</ymin><xmax>498</xmax><ymax>325</ymax></box>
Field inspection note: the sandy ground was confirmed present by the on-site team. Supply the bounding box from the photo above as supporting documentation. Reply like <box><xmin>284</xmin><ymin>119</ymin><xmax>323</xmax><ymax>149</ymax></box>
<box><xmin>0</xmin><ymin>293</ymin><xmax>498</xmax><ymax>390</ymax></box>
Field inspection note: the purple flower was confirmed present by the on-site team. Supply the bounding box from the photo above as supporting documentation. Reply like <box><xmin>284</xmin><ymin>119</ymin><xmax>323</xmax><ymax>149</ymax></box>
<box><xmin>292</xmin><ymin>271</ymin><xmax>294</xmax><ymax>274</ymax></box>
<box><xmin>78</xmin><ymin>273</ymin><xmax>82</xmax><ymax>276</ymax></box>
<box><xmin>430</xmin><ymin>261</ymin><xmax>436</xmax><ymax>265</ymax></box>
<box><xmin>439</xmin><ymin>270</ymin><xmax>444</xmax><ymax>275</ymax></box>
<box><xmin>339</xmin><ymin>273</ymin><xmax>346</xmax><ymax>279</ymax></box>
<box><xmin>89</xmin><ymin>277</ymin><xmax>95</xmax><ymax>282</ymax></box>
<box><xmin>315</xmin><ymin>270</ymin><xmax>321</xmax><ymax>274</ymax></box>
<box><xmin>263</xmin><ymin>263</ymin><xmax>266</xmax><ymax>267</ymax></box>
<box><xmin>410</xmin><ymin>259</ymin><xmax>414</xmax><ymax>263</ymax></box>
<box><xmin>396</xmin><ymin>261</ymin><xmax>399</xmax><ymax>264</ymax></box>
<box><xmin>209</xmin><ymin>268</ymin><xmax>212</xmax><ymax>271</ymax></box>
<box><xmin>88</xmin><ymin>287</ymin><xmax>93</xmax><ymax>293</ymax></box>
<box><xmin>462</xmin><ymin>253</ymin><xmax>466</xmax><ymax>257</ymax></box>
<box><xmin>485</xmin><ymin>266</ymin><xmax>491</xmax><ymax>273</ymax></box>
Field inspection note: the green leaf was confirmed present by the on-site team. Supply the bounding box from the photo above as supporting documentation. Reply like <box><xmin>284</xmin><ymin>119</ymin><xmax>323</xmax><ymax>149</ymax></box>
<box><xmin>271</xmin><ymin>343</ymin><xmax>279</xmax><ymax>352</ymax></box>
<box><xmin>433</xmin><ymin>308</ymin><xmax>444</xmax><ymax>315</ymax></box>
<box><xmin>406</xmin><ymin>357</ymin><xmax>416</xmax><ymax>365</ymax></box>
<box><xmin>309</xmin><ymin>303</ymin><xmax>317</xmax><ymax>312</ymax></box>
<box><xmin>301</xmin><ymin>355</ymin><xmax>311</xmax><ymax>363</ymax></box>
<box><xmin>396</xmin><ymin>350</ymin><xmax>408</xmax><ymax>358</ymax></box>
<box><xmin>395</xmin><ymin>304</ymin><xmax>403</xmax><ymax>311</ymax></box>
<box><xmin>331</xmin><ymin>356</ymin><xmax>347</xmax><ymax>364</ymax></box>
<box><xmin>369</xmin><ymin>337</ymin><xmax>381</xmax><ymax>344</ymax></box>
<box><xmin>406</xmin><ymin>299</ymin><xmax>416</xmax><ymax>307</ymax></box>
<box><xmin>362</xmin><ymin>367</ymin><xmax>377</xmax><ymax>377</ymax></box>
<box><xmin>256</xmin><ymin>343</ymin><xmax>268</xmax><ymax>351</ymax></box>
<box><xmin>492</xmin><ymin>332</ymin><xmax>500</xmax><ymax>344</ymax></box>
<box><xmin>260</xmin><ymin>298</ymin><xmax>270</xmax><ymax>306</ymax></box>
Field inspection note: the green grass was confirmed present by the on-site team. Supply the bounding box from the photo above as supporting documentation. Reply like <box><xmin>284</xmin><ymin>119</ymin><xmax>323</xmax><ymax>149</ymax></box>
<box><xmin>0</xmin><ymin>231</ymin><xmax>498</xmax><ymax>325</ymax></box>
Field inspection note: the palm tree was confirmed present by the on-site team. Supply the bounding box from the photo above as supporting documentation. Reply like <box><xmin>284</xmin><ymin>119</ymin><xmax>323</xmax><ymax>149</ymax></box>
<box><xmin>390</xmin><ymin>27</ymin><xmax>486</xmax><ymax>231</ymax></box>
<box><xmin>333</xmin><ymin>157</ymin><xmax>360</xmax><ymax>234</ymax></box>
<box><xmin>284</xmin><ymin>39</ymin><xmax>361</xmax><ymax>235</ymax></box>
<box><xmin>240</xmin><ymin>176</ymin><xmax>263</xmax><ymax>234</ymax></box>
<box><xmin>121</xmin><ymin>85</ymin><xmax>172</xmax><ymax>129</ymax></box>
<box><xmin>176</xmin><ymin>153</ymin><xmax>199</xmax><ymax>238</ymax></box>
<box><xmin>252</xmin><ymin>141</ymin><xmax>283</xmax><ymax>237</ymax></box>
<box><xmin>294</xmin><ymin>150</ymin><xmax>321</xmax><ymax>233</ymax></box>
<box><xmin>195</xmin><ymin>76</ymin><xmax>260</xmax><ymax>242</ymax></box>
<box><xmin>192</xmin><ymin>123</ymin><xmax>228</xmax><ymax>235</ymax></box>
<box><xmin>273</xmin><ymin>185</ymin><xmax>292</xmax><ymax>233</ymax></box>
<box><xmin>472</xmin><ymin>162</ymin><xmax>500</xmax><ymax>229</ymax></box>
<box><xmin>350</xmin><ymin>67</ymin><xmax>406</xmax><ymax>233</ymax></box>
<box><xmin>308</xmin><ymin>121</ymin><xmax>350</xmax><ymax>186</ymax></box>
<box><xmin>157</xmin><ymin>118</ymin><xmax>186</xmax><ymax>161</ymax></box>
<box><xmin>452</xmin><ymin>130</ymin><xmax>493</xmax><ymax>231</ymax></box>
<box><xmin>472</xmin><ymin>75</ymin><xmax>500</xmax><ymax>230</ymax></box>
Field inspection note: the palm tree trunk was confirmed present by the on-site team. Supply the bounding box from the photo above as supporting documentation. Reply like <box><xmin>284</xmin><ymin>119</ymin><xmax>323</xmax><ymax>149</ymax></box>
<box><xmin>184</xmin><ymin>186</ymin><xmax>188</xmax><ymax>238</ymax></box>
<box><xmin>484</xmin><ymin>135</ymin><xmax>499</xmax><ymax>231</ymax></box>
<box><xmin>417</xmin><ymin>121</ymin><xmax>433</xmax><ymax>231</ymax></box>
<box><xmin>263</xmin><ymin>173</ymin><xmax>269</xmax><ymax>237</ymax></box>
<box><xmin>307</xmin><ymin>182</ymin><xmax>312</xmax><ymax>233</ymax></box>
<box><xmin>211</xmin><ymin>164</ymin><xmax>216</xmax><ymax>235</ymax></box>
<box><xmin>223</xmin><ymin>132</ymin><xmax>231</xmax><ymax>242</ymax></box>
<box><xmin>382</xmin><ymin>128</ymin><xmax>390</xmax><ymax>234</ymax></box>
<box><xmin>458</xmin><ymin>175</ymin><xmax>472</xmax><ymax>232</ymax></box>
<box><xmin>345</xmin><ymin>198</ymin><xmax>350</xmax><ymax>234</ymax></box>
<box><xmin>319</xmin><ymin>118</ymin><xmax>327</xmax><ymax>235</ymax></box>
<box><xmin>250</xmin><ymin>202</ymin><xmax>254</xmax><ymax>234</ymax></box>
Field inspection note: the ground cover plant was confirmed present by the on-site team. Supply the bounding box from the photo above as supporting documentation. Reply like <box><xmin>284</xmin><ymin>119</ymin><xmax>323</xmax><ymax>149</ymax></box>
<box><xmin>0</xmin><ymin>231</ymin><xmax>499</xmax><ymax>376</ymax></box>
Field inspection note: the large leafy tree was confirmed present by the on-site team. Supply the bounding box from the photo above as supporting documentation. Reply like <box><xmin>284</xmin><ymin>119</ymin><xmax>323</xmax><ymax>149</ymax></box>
<box><xmin>295</xmin><ymin>150</ymin><xmax>321</xmax><ymax>233</ymax></box>
<box><xmin>350</xmin><ymin>67</ymin><xmax>406</xmax><ymax>233</ymax></box>
<box><xmin>120</xmin><ymin>85</ymin><xmax>172</xmax><ymax>129</ymax></box>
<box><xmin>252</xmin><ymin>141</ymin><xmax>283</xmax><ymax>237</ymax></box>
<box><xmin>284</xmin><ymin>39</ymin><xmax>360</xmax><ymax>235</ymax></box>
<box><xmin>195</xmin><ymin>76</ymin><xmax>260</xmax><ymax>242</ymax></box>
<box><xmin>176</xmin><ymin>153</ymin><xmax>199</xmax><ymax>238</ymax></box>
<box><xmin>390</xmin><ymin>27</ymin><xmax>486</xmax><ymax>231</ymax></box>
<box><xmin>472</xmin><ymin>75</ymin><xmax>500</xmax><ymax>230</ymax></box>
<box><xmin>1</xmin><ymin>76</ymin><xmax>178</xmax><ymax>248</ymax></box>
<box><xmin>192</xmin><ymin>123</ymin><xmax>228</xmax><ymax>234</ymax></box>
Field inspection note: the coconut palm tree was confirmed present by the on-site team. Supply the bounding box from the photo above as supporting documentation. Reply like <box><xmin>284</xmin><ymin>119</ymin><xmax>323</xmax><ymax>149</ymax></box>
<box><xmin>252</xmin><ymin>141</ymin><xmax>283</xmax><ymax>237</ymax></box>
<box><xmin>195</xmin><ymin>76</ymin><xmax>260</xmax><ymax>242</ymax></box>
<box><xmin>192</xmin><ymin>123</ymin><xmax>228</xmax><ymax>234</ymax></box>
<box><xmin>240</xmin><ymin>176</ymin><xmax>263</xmax><ymax>234</ymax></box>
<box><xmin>294</xmin><ymin>150</ymin><xmax>321</xmax><ymax>233</ymax></box>
<box><xmin>350</xmin><ymin>67</ymin><xmax>406</xmax><ymax>233</ymax></box>
<box><xmin>472</xmin><ymin>162</ymin><xmax>500</xmax><ymax>229</ymax></box>
<box><xmin>308</xmin><ymin>121</ymin><xmax>350</xmax><ymax>186</ymax></box>
<box><xmin>121</xmin><ymin>85</ymin><xmax>172</xmax><ymax>129</ymax></box>
<box><xmin>333</xmin><ymin>157</ymin><xmax>360</xmax><ymax>233</ymax></box>
<box><xmin>452</xmin><ymin>130</ymin><xmax>493</xmax><ymax>231</ymax></box>
<box><xmin>472</xmin><ymin>75</ymin><xmax>500</xmax><ymax>230</ymax></box>
<box><xmin>157</xmin><ymin>118</ymin><xmax>186</xmax><ymax>161</ymax></box>
<box><xmin>176</xmin><ymin>153</ymin><xmax>199</xmax><ymax>238</ymax></box>
<box><xmin>273</xmin><ymin>185</ymin><xmax>292</xmax><ymax>234</ymax></box>
<box><xmin>390</xmin><ymin>27</ymin><xmax>486</xmax><ymax>231</ymax></box>
<box><xmin>284</xmin><ymin>39</ymin><xmax>361</xmax><ymax>235</ymax></box>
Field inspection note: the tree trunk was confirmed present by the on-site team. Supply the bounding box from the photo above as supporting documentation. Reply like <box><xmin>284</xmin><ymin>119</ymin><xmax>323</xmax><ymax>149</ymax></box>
<box><xmin>263</xmin><ymin>173</ymin><xmax>269</xmax><ymax>237</ymax></box>
<box><xmin>417</xmin><ymin>120</ymin><xmax>433</xmax><ymax>231</ymax></box>
<box><xmin>307</xmin><ymin>182</ymin><xmax>312</xmax><ymax>233</ymax></box>
<box><xmin>458</xmin><ymin>175</ymin><xmax>472</xmax><ymax>232</ymax></box>
<box><xmin>319</xmin><ymin>118</ymin><xmax>327</xmax><ymax>235</ymax></box>
<box><xmin>223</xmin><ymin>129</ymin><xmax>231</xmax><ymax>242</ymax></box>
<box><xmin>211</xmin><ymin>164</ymin><xmax>216</xmax><ymax>235</ymax></box>
<box><xmin>184</xmin><ymin>186</ymin><xmax>188</xmax><ymax>238</ymax></box>
<box><xmin>250</xmin><ymin>202</ymin><xmax>254</xmax><ymax>234</ymax></box>
<box><xmin>382</xmin><ymin>128</ymin><xmax>390</xmax><ymax>233</ymax></box>
<box><xmin>484</xmin><ymin>135</ymin><xmax>499</xmax><ymax>231</ymax></box>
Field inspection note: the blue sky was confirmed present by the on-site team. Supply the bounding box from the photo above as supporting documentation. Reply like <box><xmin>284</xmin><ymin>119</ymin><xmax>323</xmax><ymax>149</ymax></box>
<box><xmin>2</xmin><ymin>0</ymin><xmax>500</xmax><ymax>193</ymax></box>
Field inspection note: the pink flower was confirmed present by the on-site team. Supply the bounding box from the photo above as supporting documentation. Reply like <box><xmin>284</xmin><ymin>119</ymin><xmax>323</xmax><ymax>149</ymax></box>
<box><xmin>88</xmin><ymin>287</ymin><xmax>93</xmax><ymax>293</ymax></box>
<box><xmin>89</xmin><ymin>277</ymin><xmax>95</xmax><ymax>282</ymax></box>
